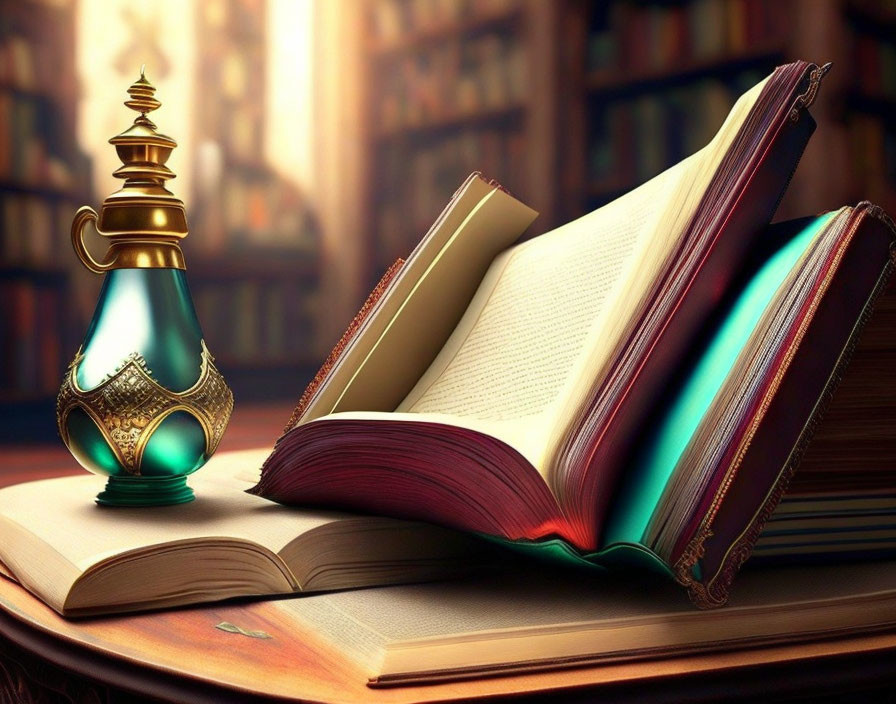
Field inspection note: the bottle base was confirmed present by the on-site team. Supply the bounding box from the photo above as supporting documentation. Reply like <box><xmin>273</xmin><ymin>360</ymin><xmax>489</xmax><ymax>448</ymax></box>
<box><xmin>96</xmin><ymin>475</ymin><xmax>195</xmax><ymax>507</ymax></box>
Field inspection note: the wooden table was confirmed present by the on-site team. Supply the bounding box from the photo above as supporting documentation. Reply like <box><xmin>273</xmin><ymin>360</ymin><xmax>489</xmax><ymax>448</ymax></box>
<box><xmin>1</xmin><ymin>404</ymin><xmax>895</xmax><ymax>703</ymax></box>
<box><xmin>0</xmin><ymin>574</ymin><xmax>896</xmax><ymax>704</ymax></box>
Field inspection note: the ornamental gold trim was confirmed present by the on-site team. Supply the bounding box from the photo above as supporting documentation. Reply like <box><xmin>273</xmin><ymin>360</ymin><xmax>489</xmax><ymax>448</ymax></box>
<box><xmin>57</xmin><ymin>341</ymin><xmax>233</xmax><ymax>475</ymax></box>
<box><xmin>788</xmin><ymin>62</ymin><xmax>831</xmax><ymax>123</ymax></box>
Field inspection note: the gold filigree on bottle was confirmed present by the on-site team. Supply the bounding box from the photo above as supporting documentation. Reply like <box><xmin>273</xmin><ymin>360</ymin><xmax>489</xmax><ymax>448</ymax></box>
<box><xmin>58</xmin><ymin>342</ymin><xmax>233</xmax><ymax>475</ymax></box>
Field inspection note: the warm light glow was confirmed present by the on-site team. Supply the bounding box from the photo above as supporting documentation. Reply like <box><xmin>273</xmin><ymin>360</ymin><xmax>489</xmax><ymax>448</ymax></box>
<box><xmin>77</xmin><ymin>0</ymin><xmax>196</xmax><ymax>202</ymax></box>
<box><xmin>77</xmin><ymin>1</ymin><xmax>315</xmax><ymax>200</ymax></box>
<box><xmin>266</xmin><ymin>0</ymin><xmax>315</xmax><ymax>190</ymax></box>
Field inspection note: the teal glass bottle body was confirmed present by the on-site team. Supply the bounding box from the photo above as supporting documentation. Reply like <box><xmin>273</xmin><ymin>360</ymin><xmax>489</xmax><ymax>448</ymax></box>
<box><xmin>63</xmin><ymin>268</ymin><xmax>210</xmax><ymax>506</ymax></box>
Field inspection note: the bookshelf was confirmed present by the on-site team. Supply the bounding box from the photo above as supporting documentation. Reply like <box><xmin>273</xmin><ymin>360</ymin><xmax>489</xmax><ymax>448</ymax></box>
<box><xmin>190</xmin><ymin>0</ymin><xmax>321</xmax><ymax>400</ymax></box>
<box><xmin>189</xmin><ymin>253</ymin><xmax>317</xmax><ymax>400</ymax></box>
<box><xmin>569</xmin><ymin>0</ymin><xmax>788</xmax><ymax>216</ymax></box>
<box><xmin>840</xmin><ymin>0</ymin><xmax>896</xmax><ymax>216</ymax></box>
<box><xmin>565</xmin><ymin>0</ymin><xmax>896</xmax><ymax>221</ymax></box>
<box><xmin>359</xmin><ymin>0</ymin><xmax>896</xmax><ymax>279</ymax></box>
<box><xmin>0</xmin><ymin>0</ymin><xmax>90</xmax><ymax>439</ymax></box>
<box><xmin>360</xmin><ymin>0</ymin><xmax>562</xmax><ymax>283</ymax></box>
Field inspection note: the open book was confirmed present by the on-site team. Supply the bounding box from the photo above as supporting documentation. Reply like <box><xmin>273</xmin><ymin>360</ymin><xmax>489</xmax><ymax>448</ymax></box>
<box><xmin>281</xmin><ymin>560</ymin><xmax>896</xmax><ymax>686</ymax></box>
<box><xmin>252</xmin><ymin>60</ymin><xmax>896</xmax><ymax>606</ymax></box>
<box><xmin>0</xmin><ymin>449</ymin><xmax>487</xmax><ymax>617</ymax></box>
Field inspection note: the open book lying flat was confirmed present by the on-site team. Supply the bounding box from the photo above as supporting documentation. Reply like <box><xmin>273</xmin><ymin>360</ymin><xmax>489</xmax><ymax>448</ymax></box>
<box><xmin>0</xmin><ymin>449</ymin><xmax>488</xmax><ymax>617</ymax></box>
<box><xmin>279</xmin><ymin>559</ymin><xmax>896</xmax><ymax>686</ymax></box>
<box><xmin>252</xmin><ymin>60</ymin><xmax>896</xmax><ymax>607</ymax></box>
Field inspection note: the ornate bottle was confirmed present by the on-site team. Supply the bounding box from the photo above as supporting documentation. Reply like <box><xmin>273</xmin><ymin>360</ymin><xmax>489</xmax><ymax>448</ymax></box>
<box><xmin>57</xmin><ymin>71</ymin><xmax>233</xmax><ymax>506</ymax></box>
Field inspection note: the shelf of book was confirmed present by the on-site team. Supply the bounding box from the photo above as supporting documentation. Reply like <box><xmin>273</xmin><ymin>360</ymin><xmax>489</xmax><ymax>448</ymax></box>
<box><xmin>0</xmin><ymin>265</ymin><xmax>70</xmax><ymax>442</ymax></box>
<box><xmin>570</xmin><ymin>0</ymin><xmax>789</xmax><ymax>219</ymax></box>
<box><xmin>374</xmin><ymin>102</ymin><xmax>526</xmax><ymax>142</ymax></box>
<box><xmin>190</xmin><ymin>0</ymin><xmax>321</xmax><ymax>399</ymax></box>
<box><xmin>0</xmin><ymin>0</ymin><xmax>91</xmax><ymax>438</ymax></box>
<box><xmin>361</xmin><ymin>0</ymin><xmax>558</xmax><ymax>284</ymax></box>
<box><xmin>573</xmin><ymin>0</ymin><xmax>896</xmax><ymax>221</ymax></box>
<box><xmin>187</xmin><ymin>250</ymin><xmax>318</xmax><ymax>401</ymax></box>
<box><xmin>843</xmin><ymin>0</ymin><xmax>896</xmax><ymax>215</ymax></box>
<box><xmin>585</xmin><ymin>44</ymin><xmax>784</xmax><ymax>97</ymax></box>
<box><xmin>358</xmin><ymin>0</ymin><xmax>896</xmax><ymax>288</ymax></box>
<box><xmin>367</xmin><ymin>5</ymin><xmax>522</xmax><ymax>57</ymax></box>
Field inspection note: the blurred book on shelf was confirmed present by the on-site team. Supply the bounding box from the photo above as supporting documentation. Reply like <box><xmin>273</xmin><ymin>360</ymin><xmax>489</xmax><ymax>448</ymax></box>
<box><xmin>0</xmin><ymin>0</ymin><xmax>91</xmax><ymax>439</ymax></box>
<box><xmin>587</xmin><ymin>70</ymin><xmax>766</xmax><ymax>194</ymax></box>
<box><xmin>369</xmin><ymin>0</ymin><xmax>519</xmax><ymax>45</ymax></box>
<box><xmin>364</xmin><ymin>0</ymin><xmax>532</xmax><ymax>279</ymax></box>
<box><xmin>586</xmin><ymin>0</ymin><xmax>786</xmax><ymax>74</ymax></box>
<box><xmin>189</xmin><ymin>0</ymin><xmax>321</xmax><ymax>399</ymax></box>
<box><xmin>843</xmin><ymin>0</ymin><xmax>896</xmax><ymax>213</ymax></box>
<box><xmin>191</xmin><ymin>261</ymin><xmax>316</xmax><ymax>369</ymax></box>
<box><xmin>3</xmin><ymin>0</ymin><xmax>896</xmax><ymax>443</ymax></box>
<box><xmin>0</xmin><ymin>193</ymin><xmax>73</xmax><ymax>268</ymax></box>
<box><xmin>0</xmin><ymin>270</ymin><xmax>66</xmax><ymax>401</ymax></box>
<box><xmin>360</xmin><ymin>0</ymin><xmax>896</xmax><ymax>282</ymax></box>
<box><xmin>375</xmin><ymin>28</ymin><xmax>526</xmax><ymax>133</ymax></box>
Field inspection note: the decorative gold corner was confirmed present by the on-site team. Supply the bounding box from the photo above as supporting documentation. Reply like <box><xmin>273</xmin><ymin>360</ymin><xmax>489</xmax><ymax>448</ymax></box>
<box><xmin>789</xmin><ymin>62</ymin><xmax>832</xmax><ymax>122</ymax></box>
<box><xmin>671</xmin><ymin>524</ymin><xmax>730</xmax><ymax>609</ymax></box>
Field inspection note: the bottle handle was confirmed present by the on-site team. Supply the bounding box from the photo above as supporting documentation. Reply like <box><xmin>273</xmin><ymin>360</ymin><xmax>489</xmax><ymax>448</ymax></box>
<box><xmin>71</xmin><ymin>206</ymin><xmax>111</xmax><ymax>274</ymax></box>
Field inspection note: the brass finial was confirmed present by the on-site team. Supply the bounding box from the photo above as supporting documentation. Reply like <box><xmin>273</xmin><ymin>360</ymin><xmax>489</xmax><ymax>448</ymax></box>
<box><xmin>109</xmin><ymin>68</ymin><xmax>177</xmax><ymax>182</ymax></box>
<box><xmin>69</xmin><ymin>69</ymin><xmax>189</xmax><ymax>273</ymax></box>
<box><xmin>124</xmin><ymin>65</ymin><xmax>162</xmax><ymax>123</ymax></box>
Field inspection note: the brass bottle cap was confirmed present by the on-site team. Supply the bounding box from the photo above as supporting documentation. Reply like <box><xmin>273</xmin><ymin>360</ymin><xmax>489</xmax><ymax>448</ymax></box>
<box><xmin>71</xmin><ymin>68</ymin><xmax>187</xmax><ymax>272</ymax></box>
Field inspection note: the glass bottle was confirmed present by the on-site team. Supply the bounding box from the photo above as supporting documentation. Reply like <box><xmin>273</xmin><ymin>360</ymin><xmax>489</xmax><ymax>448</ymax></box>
<box><xmin>57</xmin><ymin>70</ymin><xmax>233</xmax><ymax>506</ymax></box>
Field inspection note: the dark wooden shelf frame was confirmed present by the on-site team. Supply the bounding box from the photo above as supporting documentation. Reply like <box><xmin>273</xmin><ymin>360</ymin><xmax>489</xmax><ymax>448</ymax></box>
<box><xmin>585</xmin><ymin>45</ymin><xmax>785</xmax><ymax>98</ymax></box>
<box><xmin>367</xmin><ymin>7</ymin><xmax>522</xmax><ymax>58</ymax></box>
<box><xmin>374</xmin><ymin>102</ymin><xmax>527</xmax><ymax>142</ymax></box>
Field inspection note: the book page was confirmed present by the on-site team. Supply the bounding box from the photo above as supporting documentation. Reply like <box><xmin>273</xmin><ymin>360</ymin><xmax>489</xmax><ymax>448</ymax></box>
<box><xmin>278</xmin><ymin>561</ymin><xmax>896</xmax><ymax>680</ymax></box>
<box><xmin>395</xmin><ymin>77</ymin><xmax>768</xmax><ymax>473</ymax></box>
<box><xmin>400</xmin><ymin>186</ymin><xmax>657</xmax><ymax>419</ymax></box>
<box><xmin>396</xmin><ymin>152</ymin><xmax>698</xmax><ymax>468</ymax></box>
<box><xmin>0</xmin><ymin>450</ymin><xmax>379</xmax><ymax>576</ymax></box>
<box><xmin>308</xmin><ymin>181</ymin><xmax>537</xmax><ymax>421</ymax></box>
